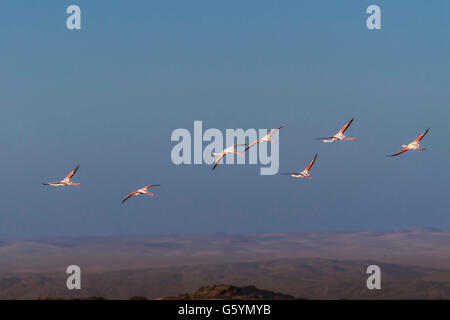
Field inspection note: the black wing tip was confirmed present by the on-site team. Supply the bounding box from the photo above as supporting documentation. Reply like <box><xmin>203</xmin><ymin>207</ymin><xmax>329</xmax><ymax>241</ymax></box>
<box><xmin>315</xmin><ymin>137</ymin><xmax>332</xmax><ymax>141</ymax></box>
<box><xmin>71</xmin><ymin>165</ymin><xmax>80</xmax><ymax>174</ymax></box>
<box><xmin>344</xmin><ymin>118</ymin><xmax>354</xmax><ymax>128</ymax></box>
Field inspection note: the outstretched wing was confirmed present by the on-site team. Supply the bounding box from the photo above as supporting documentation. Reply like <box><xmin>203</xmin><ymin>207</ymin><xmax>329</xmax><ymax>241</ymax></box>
<box><xmin>387</xmin><ymin>147</ymin><xmax>409</xmax><ymax>157</ymax></box>
<box><xmin>122</xmin><ymin>191</ymin><xmax>137</xmax><ymax>203</ymax></box>
<box><xmin>338</xmin><ymin>118</ymin><xmax>354</xmax><ymax>134</ymax></box>
<box><xmin>212</xmin><ymin>153</ymin><xmax>225</xmax><ymax>170</ymax></box>
<box><xmin>245</xmin><ymin>140</ymin><xmax>260</xmax><ymax>151</ymax></box>
<box><xmin>315</xmin><ymin>136</ymin><xmax>334</xmax><ymax>140</ymax></box>
<box><xmin>305</xmin><ymin>154</ymin><xmax>318</xmax><ymax>172</ymax></box>
<box><xmin>268</xmin><ymin>125</ymin><xmax>285</xmax><ymax>137</ymax></box>
<box><xmin>145</xmin><ymin>184</ymin><xmax>161</xmax><ymax>189</ymax></box>
<box><xmin>64</xmin><ymin>165</ymin><xmax>80</xmax><ymax>181</ymax></box>
<box><xmin>280</xmin><ymin>172</ymin><xmax>300</xmax><ymax>175</ymax></box>
<box><xmin>414</xmin><ymin>128</ymin><xmax>430</xmax><ymax>143</ymax></box>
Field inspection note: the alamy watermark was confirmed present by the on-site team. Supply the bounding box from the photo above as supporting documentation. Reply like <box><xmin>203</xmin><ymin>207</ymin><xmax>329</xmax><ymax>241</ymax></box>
<box><xmin>66</xmin><ymin>265</ymin><xmax>81</xmax><ymax>290</ymax></box>
<box><xmin>366</xmin><ymin>265</ymin><xmax>381</xmax><ymax>290</ymax></box>
<box><xmin>170</xmin><ymin>121</ymin><xmax>280</xmax><ymax>175</ymax></box>
<box><xmin>66</xmin><ymin>5</ymin><xmax>81</xmax><ymax>30</ymax></box>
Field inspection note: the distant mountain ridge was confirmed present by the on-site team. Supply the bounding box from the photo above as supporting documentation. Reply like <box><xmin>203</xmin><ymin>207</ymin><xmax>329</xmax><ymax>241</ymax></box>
<box><xmin>1</xmin><ymin>229</ymin><xmax>450</xmax><ymax>273</ymax></box>
<box><xmin>2</xmin><ymin>229</ymin><xmax>450</xmax><ymax>299</ymax></box>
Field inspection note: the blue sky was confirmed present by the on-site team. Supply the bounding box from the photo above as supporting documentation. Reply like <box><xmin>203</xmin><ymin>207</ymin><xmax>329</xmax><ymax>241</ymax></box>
<box><xmin>0</xmin><ymin>1</ymin><xmax>449</xmax><ymax>238</ymax></box>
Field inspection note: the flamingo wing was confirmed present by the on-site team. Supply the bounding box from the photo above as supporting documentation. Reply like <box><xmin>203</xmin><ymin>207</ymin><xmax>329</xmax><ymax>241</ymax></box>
<box><xmin>145</xmin><ymin>184</ymin><xmax>161</xmax><ymax>189</ymax></box>
<box><xmin>388</xmin><ymin>147</ymin><xmax>409</xmax><ymax>157</ymax></box>
<box><xmin>305</xmin><ymin>154</ymin><xmax>318</xmax><ymax>172</ymax></box>
<box><xmin>414</xmin><ymin>128</ymin><xmax>430</xmax><ymax>143</ymax></box>
<box><xmin>268</xmin><ymin>125</ymin><xmax>285</xmax><ymax>136</ymax></box>
<box><xmin>64</xmin><ymin>165</ymin><xmax>80</xmax><ymax>181</ymax></box>
<box><xmin>315</xmin><ymin>136</ymin><xmax>334</xmax><ymax>140</ymax></box>
<box><xmin>245</xmin><ymin>140</ymin><xmax>260</xmax><ymax>151</ymax></box>
<box><xmin>212</xmin><ymin>153</ymin><xmax>225</xmax><ymax>170</ymax></box>
<box><xmin>338</xmin><ymin>118</ymin><xmax>354</xmax><ymax>134</ymax></box>
<box><xmin>280</xmin><ymin>172</ymin><xmax>300</xmax><ymax>175</ymax></box>
<box><xmin>122</xmin><ymin>191</ymin><xmax>137</xmax><ymax>203</ymax></box>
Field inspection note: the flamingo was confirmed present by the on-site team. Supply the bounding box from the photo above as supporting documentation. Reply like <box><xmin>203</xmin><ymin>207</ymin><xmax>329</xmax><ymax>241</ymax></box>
<box><xmin>387</xmin><ymin>128</ymin><xmax>430</xmax><ymax>157</ymax></box>
<box><xmin>245</xmin><ymin>125</ymin><xmax>285</xmax><ymax>151</ymax></box>
<box><xmin>42</xmin><ymin>165</ymin><xmax>81</xmax><ymax>187</ymax></box>
<box><xmin>122</xmin><ymin>185</ymin><xmax>160</xmax><ymax>203</ymax></box>
<box><xmin>316</xmin><ymin>118</ymin><xmax>356</xmax><ymax>143</ymax></box>
<box><xmin>212</xmin><ymin>144</ymin><xmax>247</xmax><ymax>170</ymax></box>
<box><xmin>280</xmin><ymin>154</ymin><xmax>318</xmax><ymax>179</ymax></box>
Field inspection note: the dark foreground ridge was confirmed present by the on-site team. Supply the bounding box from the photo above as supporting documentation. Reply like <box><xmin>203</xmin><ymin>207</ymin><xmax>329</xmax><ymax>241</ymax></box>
<box><xmin>36</xmin><ymin>285</ymin><xmax>299</xmax><ymax>300</ymax></box>
<box><xmin>158</xmin><ymin>284</ymin><xmax>299</xmax><ymax>300</ymax></box>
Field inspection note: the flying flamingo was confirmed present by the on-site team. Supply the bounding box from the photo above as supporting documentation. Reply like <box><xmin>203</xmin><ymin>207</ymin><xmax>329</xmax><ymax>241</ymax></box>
<box><xmin>245</xmin><ymin>126</ymin><xmax>285</xmax><ymax>151</ymax></box>
<box><xmin>316</xmin><ymin>118</ymin><xmax>356</xmax><ymax>143</ymax></box>
<box><xmin>212</xmin><ymin>144</ymin><xmax>247</xmax><ymax>170</ymax></box>
<box><xmin>387</xmin><ymin>128</ymin><xmax>430</xmax><ymax>157</ymax></box>
<box><xmin>42</xmin><ymin>165</ymin><xmax>81</xmax><ymax>187</ymax></box>
<box><xmin>122</xmin><ymin>185</ymin><xmax>160</xmax><ymax>203</ymax></box>
<box><xmin>280</xmin><ymin>154</ymin><xmax>318</xmax><ymax>179</ymax></box>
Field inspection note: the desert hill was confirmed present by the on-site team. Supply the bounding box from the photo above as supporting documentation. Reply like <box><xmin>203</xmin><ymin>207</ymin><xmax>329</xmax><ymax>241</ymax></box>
<box><xmin>2</xmin><ymin>229</ymin><xmax>450</xmax><ymax>299</ymax></box>
<box><xmin>159</xmin><ymin>284</ymin><xmax>298</xmax><ymax>300</ymax></box>
<box><xmin>1</xmin><ymin>228</ymin><xmax>449</xmax><ymax>273</ymax></box>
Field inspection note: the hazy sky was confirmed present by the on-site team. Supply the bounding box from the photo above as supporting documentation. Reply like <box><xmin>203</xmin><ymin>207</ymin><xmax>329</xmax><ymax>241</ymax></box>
<box><xmin>0</xmin><ymin>1</ymin><xmax>449</xmax><ymax>238</ymax></box>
